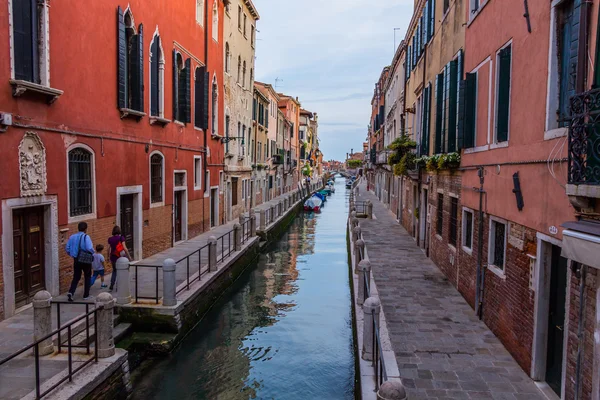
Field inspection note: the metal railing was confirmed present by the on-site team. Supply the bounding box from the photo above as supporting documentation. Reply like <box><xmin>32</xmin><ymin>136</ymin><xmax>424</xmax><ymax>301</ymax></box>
<box><xmin>132</xmin><ymin>264</ymin><xmax>161</xmax><ymax>304</ymax></box>
<box><xmin>568</xmin><ymin>87</ymin><xmax>600</xmax><ymax>185</ymax></box>
<box><xmin>363</xmin><ymin>269</ymin><xmax>388</xmax><ymax>391</ymax></box>
<box><xmin>216</xmin><ymin>230</ymin><xmax>234</xmax><ymax>264</ymax></box>
<box><xmin>54</xmin><ymin>301</ymin><xmax>94</xmax><ymax>354</ymax></box>
<box><xmin>355</xmin><ymin>201</ymin><xmax>368</xmax><ymax>215</ymax></box>
<box><xmin>241</xmin><ymin>218</ymin><xmax>251</xmax><ymax>243</ymax></box>
<box><xmin>175</xmin><ymin>243</ymin><xmax>210</xmax><ymax>296</ymax></box>
<box><xmin>0</xmin><ymin>304</ymin><xmax>100</xmax><ymax>399</ymax></box>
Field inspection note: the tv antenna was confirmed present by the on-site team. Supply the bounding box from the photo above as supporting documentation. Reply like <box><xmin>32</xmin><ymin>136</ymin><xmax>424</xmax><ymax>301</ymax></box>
<box><xmin>274</xmin><ymin>77</ymin><xmax>284</xmax><ymax>90</ymax></box>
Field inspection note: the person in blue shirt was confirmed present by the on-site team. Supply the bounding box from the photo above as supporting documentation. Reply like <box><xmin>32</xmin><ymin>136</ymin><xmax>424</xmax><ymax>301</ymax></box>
<box><xmin>65</xmin><ymin>222</ymin><xmax>94</xmax><ymax>301</ymax></box>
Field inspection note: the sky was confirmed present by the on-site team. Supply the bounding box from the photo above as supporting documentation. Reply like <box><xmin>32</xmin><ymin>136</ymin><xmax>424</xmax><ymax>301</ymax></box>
<box><xmin>252</xmin><ymin>0</ymin><xmax>414</xmax><ymax>162</ymax></box>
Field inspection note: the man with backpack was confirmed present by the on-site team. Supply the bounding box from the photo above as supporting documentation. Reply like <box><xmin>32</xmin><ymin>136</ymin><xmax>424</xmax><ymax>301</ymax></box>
<box><xmin>65</xmin><ymin>222</ymin><xmax>95</xmax><ymax>301</ymax></box>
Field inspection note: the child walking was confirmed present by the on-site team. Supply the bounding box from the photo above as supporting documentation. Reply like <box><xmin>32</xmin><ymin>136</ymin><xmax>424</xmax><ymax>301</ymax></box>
<box><xmin>90</xmin><ymin>244</ymin><xmax>107</xmax><ymax>288</ymax></box>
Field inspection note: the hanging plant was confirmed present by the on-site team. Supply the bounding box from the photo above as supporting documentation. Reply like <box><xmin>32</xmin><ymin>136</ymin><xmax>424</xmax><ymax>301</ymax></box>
<box><xmin>426</xmin><ymin>155</ymin><xmax>440</xmax><ymax>172</ymax></box>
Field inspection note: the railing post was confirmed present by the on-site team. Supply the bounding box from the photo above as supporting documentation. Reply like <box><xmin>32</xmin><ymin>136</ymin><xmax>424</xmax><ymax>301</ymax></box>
<box><xmin>238</xmin><ymin>213</ymin><xmax>245</xmax><ymax>225</ymax></box>
<box><xmin>283</xmin><ymin>197</ymin><xmax>288</xmax><ymax>211</ymax></box>
<box><xmin>377</xmin><ymin>381</ymin><xmax>408</xmax><ymax>400</ymax></box>
<box><xmin>352</xmin><ymin>226</ymin><xmax>361</xmax><ymax>242</ymax></box>
<box><xmin>32</xmin><ymin>290</ymin><xmax>53</xmax><ymax>356</ymax></box>
<box><xmin>355</xmin><ymin>239</ymin><xmax>365</xmax><ymax>273</ymax></box>
<box><xmin>95</xmin><ymin>292</ymin><xmax>116</xmax><ymax>358</ymax></box>
<box><xmin>358</xmin><ymin>260</ymin><xmax>371</xmax><ymax>304</ymax></box>
<box><xmin>116</xmin><ymin>257</ymin><xmax>131</xmax><ymax>305</ymax></box>
<box><xmin>362</xmin><ymin>296</ymin><xmax>381</xmax><ymax>361</ymax></box>
<box><xmin>367</xmin><ymin>200</ymin><xmax>373</xmax><ymax>219</ymax></box>
<box><xmin>259</xmin><ymin>209</ymin><xmax>266</xmax><ymax>231</ymax></box>
<box><xmin>250</xmin><ymin>209</ymin><xmax>257</xmax><ymax>236</ymax></box>
<box><xmin>279</xmin><ymin>201</ymin><xmax>283</xmax><ymax>217</ymax></box>
<box><xmin>162</xmin><ymin>259</ymin><xmax>177</xmax><ymax>307</ymax></box>
<box><xmin>270</xmin><ymin>205</ymin><xmax>275</xmax><ymax>222</ymax></box>
<box><xmin>233</xmin><ymin>223</ymin><xmax>242</xmax><ymax>251</ymax></box>
<box><xmin>208</xmin><ymin>236</ymin><xmax>217</xmax><ymax>272</ymax></box>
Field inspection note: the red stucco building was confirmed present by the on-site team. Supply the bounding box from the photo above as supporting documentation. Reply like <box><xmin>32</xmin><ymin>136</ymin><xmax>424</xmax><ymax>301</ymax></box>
<box><xmin>0</xmin><ymin>0</ymin><xmax>225</xmax><ymax>319</ymax></box>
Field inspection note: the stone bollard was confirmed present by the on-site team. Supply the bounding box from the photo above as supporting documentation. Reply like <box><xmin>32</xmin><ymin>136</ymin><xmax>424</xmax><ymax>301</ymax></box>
<box><xmin>354</xmin><ymin>239</ymin><xmax>365</xmax><ymax>273</ymax></box>
<box><xmin>259</xmin><ymin>209</ymin><xmax>266</xmax><ymax>231</ymax></box>
<box><xmin>351</xmin><ymin>216</ymin><xmax>360</xmax><ymax>229</ymax></box>
<box><xmin>358</xmin><ymin>260</ymin><xmax>371</xmax><ymax>304</ymax></box>
<box><xmin>270</xmin><ymin>206</ymin><xmax>275</xmax><ymax>221</ymax></box>
<box><xmin>95</xmin><ymin>292</ymin><xmax>116</xmax><ymax>358</ymax></box>
<box><xmin>208</xmin><ymin>236</ymin><xmax>217</xmax><ymax>272</ymax></box>
<box><xmin>239</xmin><ymin>213</ymin><xmax>245</xmax><ymax>225</ymax></box>
<box><xmin>33</xmin><ymin>291</ymin><xmax>53</xmax><ymax>356</ymax></box>
<box><xmin>116</xmin><ymin>257</ymin><xmax>131</xmax><ymax>305</ymax></box>
<box><xmin>279</xmin><ymin>201</ymin><xmax>283</xmax><ymax>217</ymax></box>
<box><xmin>233</xmin><ymin>223</ymin><xmax>242</xmax><ymax>251</ymax></box>
<box><xmin>377</xmin><ymin>381</ymin><xmax>408</xmax><ymax>400</ymax></box>
<box><xmin>367</xmin><ymin>201</ymin><xmax>374</xmax><ymax>219</ymax></box>
<box><xmin>162</xmin><ymin>259</ymin><xmax>177</xmax><ymax>307</ymax></box>
<box><xmin>352</xmin><ymin>226</ymin><xmax>361</xmax><ymax>242</ymax></box>
<box><xmin>351</xmin><ymin>211</ymin><xmax>357</xmax><ymax>219</ymax></box>
<box><xmin>362</xmin><ymin>296</ymin><xmax>381</xmax><ymax>361</ymax></box>
<box><xmin>250</xmin><ymin>210</ymin><xmax>258</xmax><ymax>236</ymax></box>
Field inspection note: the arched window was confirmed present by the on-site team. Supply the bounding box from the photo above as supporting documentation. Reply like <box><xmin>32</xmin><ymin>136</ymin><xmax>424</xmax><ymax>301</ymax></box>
<box><xmin>150</xmin><ymin>153</ymin><xmax>164</xmax><ymax>204</ymax></box>
<box><xmin>68</xmin><ymin>147</ymin><xmax>94</xmax><ymax>217</ymax></box>
<box><xmin>117</xmin><ymin>7</ymin><xmax>144</xmax><ymax>112</ymax></box>
<box><xmin>196</xmin><ymin>0</ymin><xmax>204</xmax><ymax>25</ymax></box>
<box><xmin>150</xmin><ymin>31</ymin><xmax>165</xmax><ymax>117</ymax></box>
<box><xmin>173</xmin><ymin>52</ymin><xmax>191</xmax><ymax>123</ymax></box>
<box><xmin>242</xmin><ymin>61</ymin><xmax>247</xmax><ymax>87</ymax></box>
<box><xmin>237</xmin><ymin>56</ymin><xmax>241</xmax><ymax>83</ymax></box>
<box><xmin>212</xmin><ymin>1</ymin><xmax>218</xmax><ymax>41</ymax></box>
<box><xmin>225</xmin><ymin>43</ymin><xmax>230</xmax><ymax>73</ymax></box>
<box><xmin>212</xmin><ymin>77</ymin><xmax>218</xmax><ymax>135</ymax></box>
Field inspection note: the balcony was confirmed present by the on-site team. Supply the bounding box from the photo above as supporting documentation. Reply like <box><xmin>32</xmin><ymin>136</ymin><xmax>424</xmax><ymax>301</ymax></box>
<box><xmin>567</xmin><ymin>87</ymin><xmax>600</xmax><ymax>210</ymax></box>
<box><xmin>376</xmin><ymin>150</ymin><xmax>390</xmax><ymax>165</ymax></box>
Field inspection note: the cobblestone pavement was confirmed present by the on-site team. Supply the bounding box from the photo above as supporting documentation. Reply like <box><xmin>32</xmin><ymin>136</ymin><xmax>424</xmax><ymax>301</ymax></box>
<box><xmin>356</xmin><ymin>181</ymin><xmax>545</xmax><ymax>400</ymax></box>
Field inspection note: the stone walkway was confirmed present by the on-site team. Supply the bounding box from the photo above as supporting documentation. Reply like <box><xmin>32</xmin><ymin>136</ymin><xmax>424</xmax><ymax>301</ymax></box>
<box><xmin>356</xmin><ymin>181</ymin><xmax>546</xmax><ymax>400</ymax></box>
<box><xmin>0</xmin><ymin>185</ymin><xmax>315</xmax><ymax>399</ymax></box>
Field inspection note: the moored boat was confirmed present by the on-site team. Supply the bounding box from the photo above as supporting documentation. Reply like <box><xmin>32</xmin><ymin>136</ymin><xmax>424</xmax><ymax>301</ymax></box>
<box><xmin>304</xmin><ymin>195</ymin><xmax>323</xmax><ymax>212</ymax></box>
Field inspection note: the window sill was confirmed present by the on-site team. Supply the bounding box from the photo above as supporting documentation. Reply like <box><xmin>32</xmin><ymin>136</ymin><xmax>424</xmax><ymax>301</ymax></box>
<box><xmin>212</xmin><ymin>133</ymin><xmax>223</xmax><ymax>140</ymax></box>
<box><xmin>10</xmin><ymin>79</ymin><xmax>63</xmax><ymax>104</ymax></box>
<box><xmin>462</xmin><ymin>245</ymin><xmax>473</xmax><ymax>256</ymax></box>
<box><xmin>174</xmin><ymin>120</ymin><xmax>185</xmax><ymax>126</ymax></box>
<box><xmin>436</xmin><ymin>234</ymin><xmax>442</xmax><ymax>241</ymax></box>
<box><xmin>464</xmin><ymin>145</ymin><xmax>489</xmax><ymax>154</ymax></box>
<box><xmin>194</xmin><ymin>186</ymin><xmax>202</xmax><ymax>192</ymax></box>
<box><xmin>467</xmin><ymin>0</ymin><xmax>490</xmax><ymax>27</ymax></box>
<box><xmin>150</xmin><ymin>201</ymin><xmax>165</xmax><ymax>209</ymax></box>
<box><xmin>487</xmin><ymin>264</ymin><xmax>506</xmax><ymax>279</ymax></box>
<box><xmin>120</xmin><ymin>108</ymin><xmax>146</xmax><ymax>121</ymax></box>
<box><xmin>149</xmin><ymin>116</ymin><xmax>170</xmax><ymax>127</ymax></box>
<box><xmin>449</xmin><ymin>244</ymin><xmax>457</xmax><ymax>252</ymax></box>
<box><xmin>544</xmin><ymin>127</ymin><xmax>568</xmax><ymax>141</ymax></box>
<box><xmin>490</xmin><ymin>141</ymin><xmax>509</xmax><ymax>150</ymax></box>
<box><xmin>68</xmin><ymin>212</ymin><xmax>97</xmax><ymax>225</ymax></box>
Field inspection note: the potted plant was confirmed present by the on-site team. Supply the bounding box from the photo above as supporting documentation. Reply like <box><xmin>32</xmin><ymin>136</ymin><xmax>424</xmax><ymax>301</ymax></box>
<box><xmin>427</xmin><ymin>155</ymin><xmax>439</xmax><ymax>172</ymax></box>
<box><xmin>446</xmin><ymin>152</ymin><xmax>461</xmax><ymax>169</ymax></box>
<box><xmin>437</xmin><ymin>153</ymin><xmax>449</xmax><ymax>170</ymax></box>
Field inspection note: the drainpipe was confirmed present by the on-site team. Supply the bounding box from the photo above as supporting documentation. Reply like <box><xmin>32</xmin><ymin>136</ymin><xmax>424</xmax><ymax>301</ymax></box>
<box><xmin>475</xmin><ymin>167</ymin><xmax>486</xmax><ymax>319</ymax></box>
<box><xmin>202</xmin><ymin>0</ymin><xmax>210</xmax><ymax>232</ymax></box>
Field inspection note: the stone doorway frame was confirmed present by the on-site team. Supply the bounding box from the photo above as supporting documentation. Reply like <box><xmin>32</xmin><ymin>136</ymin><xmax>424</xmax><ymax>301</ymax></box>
<box><xmin>531</xmin><ymin>232</ymin><xmax>568</xmax><ymax>399</ymax></box>
<box><xmin>2</xmin><ymin>195</ymin><xmax>59</xmax><ymax>318</ymax></box>
<box><xmin>115</xmin><ymin>185</ymin><xmax>143</xmax><ymax>261</ymax></box>
<box><xmin>173</xmin><ymin>170</ymin><xmax>188</xmax><ymax>244</ymax></box>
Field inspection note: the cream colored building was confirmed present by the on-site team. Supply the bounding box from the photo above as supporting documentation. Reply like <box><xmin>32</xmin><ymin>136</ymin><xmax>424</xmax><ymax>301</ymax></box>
<box><xmin>223</xmin><ymin>0</ymin><xmax>259</xmax><ymax>221</ymax></box>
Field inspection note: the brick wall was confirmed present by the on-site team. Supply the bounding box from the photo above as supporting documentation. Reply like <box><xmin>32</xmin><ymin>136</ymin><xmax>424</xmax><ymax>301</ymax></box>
<box><xmin>564</xmin><ymin>266</ymin><xmax>597</xmax><ymax>400</ymax></box>
<box><xmin>188</xmin><ymin>198</ymin><xmax>208</xmax><ymax>239</ymax></box>
<box><xmin>142</xmin><ymin>205</ymin><xmax>172</xmax><ymax>258</ymax></box>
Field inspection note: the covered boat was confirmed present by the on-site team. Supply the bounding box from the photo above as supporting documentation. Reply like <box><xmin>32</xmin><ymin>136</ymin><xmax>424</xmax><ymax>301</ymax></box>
<box><xmin>313</xmin><ymin>191</ymin><xmax>327</xmax><ymax>202</ymax></box>
<box><xmin>304</xmin><ymin>195</ymin><xmax>323</xmax><ymax>211</ymax></box>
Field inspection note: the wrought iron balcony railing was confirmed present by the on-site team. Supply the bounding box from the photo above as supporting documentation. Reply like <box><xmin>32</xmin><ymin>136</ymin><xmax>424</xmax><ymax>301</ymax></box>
<box><xmin>569</xmin><ymin>87</ymin><xmax>600</xmax><ymax>185</ymax></box>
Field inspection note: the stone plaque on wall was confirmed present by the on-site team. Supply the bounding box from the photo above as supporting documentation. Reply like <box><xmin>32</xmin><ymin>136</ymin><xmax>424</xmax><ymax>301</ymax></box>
<box><xmin>19</xmin><ymin>132</ymin><xmax>47</xmax><ymax>197</ymax></box>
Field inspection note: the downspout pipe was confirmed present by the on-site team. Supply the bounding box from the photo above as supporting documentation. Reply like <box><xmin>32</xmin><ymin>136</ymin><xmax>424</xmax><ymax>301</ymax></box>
<box><xmin>574</xmin><ymin>264</ymin><xmax>588</xmax><ymax>400</ymax></box>
<box><xmin>476</xmin><ymin>167</ymin><xmax>486</xmax><ymax>319</ymax></box>
<box><xmin>203</xmin><ymin>0</ymin><xmax>209</xmax><ymax>232</ymax></box>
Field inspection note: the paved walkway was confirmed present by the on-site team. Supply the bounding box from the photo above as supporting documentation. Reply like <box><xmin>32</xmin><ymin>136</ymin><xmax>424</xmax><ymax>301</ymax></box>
<box><xmin>356</xmin><ymin>181</ymin><xmax>545</xmax><ymax>400</ymax></box>
<box><xmin>0</xmin><ymin>185</ymin><xmax>315</xmax><ymax>399</ymax></box>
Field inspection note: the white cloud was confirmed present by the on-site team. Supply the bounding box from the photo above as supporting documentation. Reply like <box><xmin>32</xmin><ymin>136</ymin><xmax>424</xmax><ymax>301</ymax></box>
<box><xmin>252</xmin><ymin>0</ymin><xmax>413</xmax><ymax>160</ymax></box>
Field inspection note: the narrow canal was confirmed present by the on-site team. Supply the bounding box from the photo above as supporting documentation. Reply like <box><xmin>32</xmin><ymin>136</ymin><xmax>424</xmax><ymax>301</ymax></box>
<box><xmin>132</xmin><ymin>177</ymin><xmax>355</xmax><ymax>399</ymax></box>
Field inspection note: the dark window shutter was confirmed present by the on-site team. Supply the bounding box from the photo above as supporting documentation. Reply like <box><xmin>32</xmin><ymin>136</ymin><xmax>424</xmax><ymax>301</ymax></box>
<box><xmin>447</xmin><ymin>59</ymin><xmax>458</xmax><ymax>153</ymax></box>
<box><xmin>421</xmin><ymin>86</ymin><xmax>429</xmax><ymax>155</ymax></box>
<box><xmin>194</xmin><ymin>67</ymin><xmax>202</xmax><ymax>128</ymax></box>
<box><xmin>183</xmin><ymin>58</ymin><xmax>191</xmax><ymax>123</ymax></box>
<box><xmin>136</xmin><ymin>24</ymin><xmax>144</xmax><ymax>112</ymax></box>
<box><xmin>202</xmin><ymin>69</ymin><xmax>210</xmax><ymax>130</ymax></box>
<box><xmin>150</xmin><ymin>36</ymin><xmax>159</xmax><ymax>116</ymax></box>
<box><xmin>423</xmin><ymin>1</ymin><xmax>429</xmax><ymax>44</ymax></box>
<box><xmin>435</xmin><ymin>73</ymin><xmax>444</xmax><ymax>154</ymax></box>
<box><xmin>173</xmin><ymin>50</ymin><xmax>179</xmax><ymax>120</ymax></box>
<box><xmin>178</xmin><ymin>61</ymin><xmax>186</xmax><ymax>121</ymax></box>
<box><xmin>117</xmin><ymin>7</ymin><xmax>127</xmax><ymax>109</ymax></box>
<box><xmin>429</xmin><ymin>0</ymin><xmax>435</xmax><ymax>39</ymax></box>
<box><xmin>496</xmin><ymin>45</ymin><xmax>511</xmax><ymax>142</ymax></box>
<box><xmin>458</xmin><ymin>73</ymin><xmax>477</xmax><ymax>149</ymax></box>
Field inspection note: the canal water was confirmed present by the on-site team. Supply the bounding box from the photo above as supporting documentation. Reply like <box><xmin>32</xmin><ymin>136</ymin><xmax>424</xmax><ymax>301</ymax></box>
<box><xmin>132</xmin><ymin>177</ymin><xmax>355</xmax><ymax>400</ymax></box>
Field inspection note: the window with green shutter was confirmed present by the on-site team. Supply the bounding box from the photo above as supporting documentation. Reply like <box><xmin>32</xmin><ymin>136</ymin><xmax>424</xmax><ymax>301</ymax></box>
<box><xmin>435</xmin><ymin>73</ymin><xmax>444</xmax><ymax>154</ymax></box>
<box><xmin>447</xmin><ymin>59</ymin><xmax>458</xmax><ymax>152</ymax></box>
<box><xmin>458</xmin><ymin>72</ymin><xmax>477</xmax><ymax>149</ymax></box>
<box><xmin>496</xmin><ymin>44</ymin><xmax>512</xmax><ymax>143</ymax></box>
<box><xmin>421</xmin><ymin>84</ymin><xmax>432</xmax><ymax>156</ymax></box>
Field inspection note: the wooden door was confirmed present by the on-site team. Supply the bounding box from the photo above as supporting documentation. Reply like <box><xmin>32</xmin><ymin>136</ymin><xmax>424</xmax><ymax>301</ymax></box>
<box><xmin>545</xmin><ymin>244</ymin><xmax>568</xmax><ymax>396</ymax></box>
<box><xmin>210</xmin><ymin>188</ymin><xmax>217</xmax><ymax>228</ymax></box>
<box><xmin>174</xmin><ymin>191</ymin><xmax>183</xmax><ymax>242</ymax></box>
<box><xmin>13</xmin><ymin>207</ymin><xmax>45</xmax><ymax>308</ymax></box>
<box><xmin>120</xmin><ymin>194</ymin><xmax>135</xmax><ymax>257</ymax></box>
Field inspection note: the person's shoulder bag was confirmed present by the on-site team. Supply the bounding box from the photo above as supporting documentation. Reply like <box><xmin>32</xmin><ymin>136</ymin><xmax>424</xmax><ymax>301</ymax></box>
<box><xmin>76</xmin><ymin>234</ymin><xmax>94</xmax><ymax>264</ymax></box>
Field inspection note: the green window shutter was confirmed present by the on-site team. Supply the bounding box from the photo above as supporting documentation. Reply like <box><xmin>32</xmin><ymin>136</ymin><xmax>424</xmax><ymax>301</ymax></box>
<box><xmin>429</xmin><ymin>0</ymin><xmax>435</xmax><ymax>39</ymax></box>
<box><xmin>421</xmin><ymin>85</ymin><xmax>432</xmax><ymax>156</ymax></box>
<box><xmin>423</xmin><ymin>1</ymin><xmax>429</xmax><ymax>44</ymax></box>
<box><xmin>442</xmin><ymin>64</ymin><xmax>450</xmax><ymax>152</ymax></box>
<box><xmin>458</xmin><ymin>73</ymin><xmax>477</xmax><ymax>149</ymax></box>
<box><xmin>172</xmin><ymin>50</ymin><xmax>179</xmax><ymax>121</ymax></box>
<box><xmin>117</xmin><ymin>6</ymin><xmax>126</xmax><ymax>109</ymax></box>
<box><xmin>447</xmin><ymin>59</ymin><xmax>458</xmax><ymax>153</ymax></box>
<box><xmin>496</xmin><ymin>45</ymin><xmax>511</xmax><ymax>143</ymax></box>
<box><xmin>183</xmin><ymin>58</ymin><xmax>191</xmax><ymax>123</ymax></box>
<box><xmin>435</xmin><ymin>73</ymin><xmax>444</xmax><ymax>154</ymax></box>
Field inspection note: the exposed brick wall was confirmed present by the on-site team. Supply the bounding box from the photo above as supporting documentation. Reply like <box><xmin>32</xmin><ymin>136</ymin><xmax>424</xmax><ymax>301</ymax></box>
<box><xmin>0</xmin><ymin>240</ymin><xmax>3</xmax><ymax>321</ymax></box>
<box><xmin>564</xmin><ymin>266</ymin><xmax>597</xmax><ymax>400</ymax></box>
<box><xmin>188</xmin><ymin>198</ymin><xmax>208</xmax><ymax>239</ymax></box>
<box><xmin>142</xmin><ymin>206</ymin><xmax>172</xmax><ymax>258</ymax></box>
